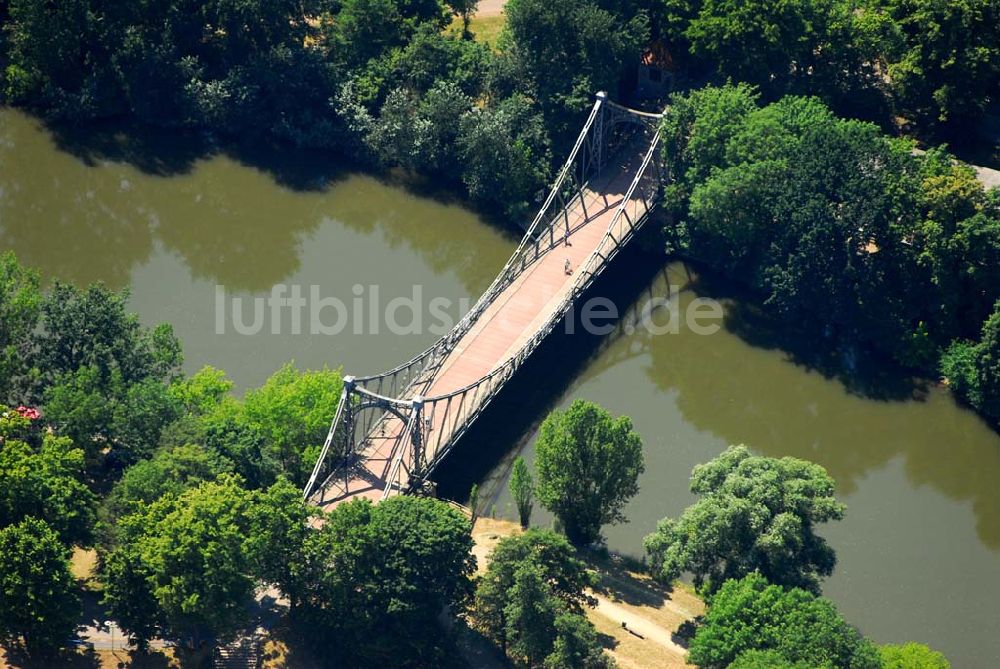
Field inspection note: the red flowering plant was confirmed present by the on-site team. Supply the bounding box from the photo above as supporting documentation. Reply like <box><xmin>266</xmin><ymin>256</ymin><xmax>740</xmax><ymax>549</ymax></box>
<box><xmin>16</xmin><ymin>405</ymin><xmax>40</xmax><ymax>420</ymax></box>
<box><xmin>0</xmin><ymin>404</ymin><xmax>39</xmax><ymax>442</ymax></box>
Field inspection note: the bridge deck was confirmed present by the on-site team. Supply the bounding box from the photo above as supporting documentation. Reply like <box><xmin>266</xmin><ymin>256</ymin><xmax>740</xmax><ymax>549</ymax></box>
<box><xmin>314</xmin><ymin>146</ymin><xmax>648</xmax><ymax>510</ymax></box>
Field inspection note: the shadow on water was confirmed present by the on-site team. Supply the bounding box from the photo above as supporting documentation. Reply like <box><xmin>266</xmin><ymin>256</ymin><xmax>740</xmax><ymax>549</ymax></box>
<box><xmin>434</xmin><ymin>224</ymin><xmax>668</xmax><ymax>504</ymax></box>
<box><xmin>1</xmin><ymin>108</ymin><xmax>513</xmax><ymax>296</ymax></box>
<box><xmin>683</xmin><ymin>265</ymin><xmax>928</xmax><ymax>404</ymax></box>
<box><xmin>437</xmin><ymin>236</ymin><xmax>1000</xmax><ymax>551</ymax></box>
<box><xmin>42</xmin><ymin>115</ymin><xmax>358</xmax><ymax>193</ymax></box>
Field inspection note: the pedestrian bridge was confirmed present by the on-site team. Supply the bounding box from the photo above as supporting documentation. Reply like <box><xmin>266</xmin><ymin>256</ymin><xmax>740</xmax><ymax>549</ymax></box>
<box><xmin>303</xmin><ymin>93</ymin><xmax>666</xmax><ymax>509</ymax></box>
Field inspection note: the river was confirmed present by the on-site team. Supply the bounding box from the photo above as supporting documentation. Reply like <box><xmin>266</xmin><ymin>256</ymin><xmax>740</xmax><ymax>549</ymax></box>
<box><xmin>2</xmin><ymin>108</ymin><xmax>999</xmax><ymax>667</ymax></box>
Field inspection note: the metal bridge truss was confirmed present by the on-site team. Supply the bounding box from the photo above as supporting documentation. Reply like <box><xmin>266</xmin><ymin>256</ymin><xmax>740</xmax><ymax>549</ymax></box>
<box><xmin>303</xmin><ymin>93</ymin><xmax>666</xmax><ymax>503</ymax></box>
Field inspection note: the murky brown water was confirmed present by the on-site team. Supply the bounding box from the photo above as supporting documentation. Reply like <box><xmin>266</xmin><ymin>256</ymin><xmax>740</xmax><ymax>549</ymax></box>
<box><xmin>4</xmin><ymin>108</ymin><xmax>999</xmax><ymax>667</ymax></box>
<box><xmin>0</xmin><ymin>109</ymin><xmax>514</xmax><ymax>389</ymax></box>
<box><xmin>478</xmin><ymin>264</ymin><xmax>1000</xmax><ymax>667</ymax></box>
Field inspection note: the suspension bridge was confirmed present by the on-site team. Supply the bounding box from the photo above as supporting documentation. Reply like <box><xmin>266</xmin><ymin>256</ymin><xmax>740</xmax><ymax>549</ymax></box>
<box><xmin>303</xmin><ymin>92</ymin><xmax>666</xmax><ymax>509</ymax></box>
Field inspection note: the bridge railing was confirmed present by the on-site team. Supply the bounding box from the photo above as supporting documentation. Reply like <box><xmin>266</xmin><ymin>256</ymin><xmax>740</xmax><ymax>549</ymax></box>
<box><xmin>348</xmin><ymin>94</ymin><xmax>657</xmax><ymax>402</ymax></box>
<box><xmin>304</xmin><ymin>96</ymin><xmax>666</xmax><ymax>502</ymax></box>
<box><xmin>415</xmin><ymin>122</ymin><xmax>665</xmax><ymax>478</ymax></box>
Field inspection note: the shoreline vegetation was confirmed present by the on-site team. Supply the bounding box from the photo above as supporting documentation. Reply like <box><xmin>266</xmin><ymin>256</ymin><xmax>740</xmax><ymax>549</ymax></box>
<box><xmin>1</xmin><ymin>0</ymin><xmax>997</xmax><ymax>665</ymax></box>
<box><xmin>3</xmin><ymin>0</ymin><xmax>997</xmax><ymax>426</ymax></box>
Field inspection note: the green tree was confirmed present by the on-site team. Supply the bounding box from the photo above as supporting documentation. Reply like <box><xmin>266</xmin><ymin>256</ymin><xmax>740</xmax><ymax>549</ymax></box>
<box><xmin>0</xmin><ymin>252</ymin><xmax>41</xmax><ymax>402</ymax></box>
<box><xmin>104</xmin><ymin>443</ymin><xmax>233</xmax><ymax>523</ymax></box>
<box><xmin>942</xmin><ymin>301</ymin><xmax>1000</xmax><ymax>425</ymax></box>
<box><xmin>167</xmin><ymin>366</ymin><xmax>233</xmax><ymax>415</ymax></box>
<box><xmin>534</xmin><ymin>400</ymin><xmax>644</xmax><ymax>544</ymax></box>
<box><xmin>0</xmin><ymin>518</ymin><xmax>80</xmax><ymax>657</ymax></box>
<box><xmin>504</xmin><ymin>0</ymin><xmax>648</xmax><ymax>145</ymax></box>
<box><xmin>644</xmin><ymin>445</ymin><xmax>844</xmax><ymax>595</ymax></box>
<box><xmin>0</xmin><ymin>434</ymin><xmax>96</xmax><ymax>545</ymax></box>
<box><xmin>474</xmin><ymin>529</ymin><xmax>596</xmax><ymax>651</ymax></box>
<box><xmin>884</xmin><ymin>0</ymin><xmax>1000</xmax><ymax>125</ymax></box>
<box><xmin>37</xmin><ymin>282</ymin><xmax>181</xmax><ymax>387</ymax></box>
<box><xmin>245</xmin><ymin>478</ymin><xmax>313</xmax><ymax>608</ymax></box>
<box><xmin>102</xmin><ymin>476</ymin><xmax>259</xmax><ymax>644</ymax></box>
<box><xmin>3</xmin><ymin>0</ymin><xmax>94</xmax><ymax>107</ymax></box>
<box><xmin>879</xmin><ymin>643</ymin><xmax>950</xmax><ymax>669</ymax></box>
<box><xmin>447</xmin><ymin>0</ymin><xmax>479</xmax><ymax>35</ymax></box>
<box><xmin>972</xmin><ymin>301</ymin><xmax>1000</xmax><ymax>424</ymax></box>
<box><xmin>687</xmin><ymin>573</ymin><xmax>880</xmax><ymax>669</ymax></box>
<box><xmin>45</xmin><ymin>365</ymin><xmax>180</xmax><ymax>465</ymax></box>
<box><xmin>469</xmin><ymin>483</ymin><xmax>480</xmax><ymax>522</ymax></box>
<box><xmin>328</xmin><ymin>0</ymin><xmax>450</xmax><ymax>68</ymax></box>
<box><xmin>458</xmin><ymin>93</ymin><xmax>552</xmax><ymax>221</ymax></box>
<box><xmin>509</xmin><ymin>456</ymin><xmax>534</xmax><ymax>527</ymax></box>
<box><xmin>234</xmin><ymin>363</ymin><xmax>343</xmax><ymax>484</ymax></box>
<box><xmin>664</xmin><ymin>86</ymin><xmax>938</xmax><ymax>367</ymax></box>
<box><xmin>659</xmin><ymin>83</ymin><xmax>760</xmax><ymax>226</ymax></box>
<box><xmin>504</xmin><ymin>562</ymin><xmax>559</xmax><ymax>666</ymax></box>
<box><xmin>545</xmin><ymin>610</ymin><xmax>615</xmax><ymax>669</ymax></box>
<box><xmin>678</xmin><ymin>0</ymin><xmax>875</xmax><ymax>102</ymax></box>
<box><xmin>296</xmin><ymin>496</ymin><xmax>475</xmax><ymax>665</ymax></box>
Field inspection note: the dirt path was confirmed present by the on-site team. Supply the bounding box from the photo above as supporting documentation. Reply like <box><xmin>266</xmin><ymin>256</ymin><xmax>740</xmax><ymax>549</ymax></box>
<box><xmin>591</xmin><ymin>593</ymin><xmax>689</xmax><ymax>656</ymax></box>
<box><xmin>476</xmin><ymin>0</ymin><xmax>506</xmax><ymax>17</ymax></box>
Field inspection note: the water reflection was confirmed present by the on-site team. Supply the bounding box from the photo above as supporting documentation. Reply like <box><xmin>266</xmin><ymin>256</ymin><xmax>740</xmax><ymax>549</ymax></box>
<box><xmin>583</xmin><ymin>263</ymin><xmax>1000</xmax><ymax>549</ymax></box>
<box><xmin>0</xmin><ymin>108</ymin><xmax>514</xmax><ymax>390</ymax></box>
<box><xmin>0</xmin><ymin>108</ymin><xmax>511</xmax><ymax>294</ymax></box>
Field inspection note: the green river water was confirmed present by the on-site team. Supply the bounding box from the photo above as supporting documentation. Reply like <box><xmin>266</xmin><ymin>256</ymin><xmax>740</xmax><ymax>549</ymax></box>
<box><xmin>2</xmin><ymin>108</ymin><xmax>999</xmax><ymax>667</ymax></box>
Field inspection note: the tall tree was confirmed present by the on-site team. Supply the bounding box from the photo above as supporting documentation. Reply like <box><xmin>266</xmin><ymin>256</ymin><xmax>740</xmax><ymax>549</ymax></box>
<box><xmin>509</xmin><ymin>456</ymin><xmax>534</xmax><ymax>528</ymax></box>
<box><xmin>474</xmin><ymin>529</ymin><xmax>596</xmax><ymax>650</ymax></box>
<box><xmin>884</xmin><ymin>0</ymin><xmax>1000</xmax><ymax>125</ymax></box>
<box><xmin>504</xmin><ymin>563</ymin><xmax>559</xmax><ymax>666</ymax></box>
<box><xmin>644</xmin><ymin>445</ymin><xmax>844</xmax><ymax>594</ymax></box>
<box><xmin>0</xmin><ymin>252</ymin><xmax>41</xmax><ymax>403</ymax></box>
<box><xmin>504</xmin><ymin>0</ymin><xmax>649</xmax><ymax>145</ymax></box>
<box><xmin>534</xmin><ymin>400</ymin><xmax>644</xmax><ymax>544</ymax></box>
<box><xmin>973</xmin><ymin>302</ymin><xmax>1000</xmax><ymax>424</ymax></box>
<box><xmin>0</xmin><ymin>518</ymin><xmax>80</xmax><ymax>657</ymax></box>
<box><xmin>879</xmin><ymin>643</ymin><xmax>950</xmax><ymax>669</ymax></box>
<box><xmin>104</xmin><ymin>443</ymin><xmax>233</xmax><ymax>523</ymax></box>
<box><xmin>101</xmin><ymin>475</ymin><xmax>259</xmax><ymax>645</ymax></box>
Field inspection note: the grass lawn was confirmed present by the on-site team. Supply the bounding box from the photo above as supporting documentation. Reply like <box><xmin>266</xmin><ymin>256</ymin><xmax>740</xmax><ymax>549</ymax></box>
<box><xmin>447</xmin><ymin>14</ymin><xmax>507</xmax><ymax>49</ymax></box>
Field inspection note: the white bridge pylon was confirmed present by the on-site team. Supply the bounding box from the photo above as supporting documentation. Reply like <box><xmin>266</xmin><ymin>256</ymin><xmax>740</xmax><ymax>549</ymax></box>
<box><xmin>304</xmin><ymin>92</ymin><xmax>667</xmax><ymax>508</ymax></box>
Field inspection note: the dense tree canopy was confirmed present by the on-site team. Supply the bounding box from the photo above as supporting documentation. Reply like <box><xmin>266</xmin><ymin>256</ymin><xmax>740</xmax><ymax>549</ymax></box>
<box><xmin>103</xmin><ymin>443</ymin><xmax>233</xmax><ymax>523</ymax></box>
<box><xmin>883</xmin><ymin>0</ymin><xmax>1000</xmax><ymax>126</ymax></box>
<box><xmin>0</xmin><ymin>434</ymin><xmax>96</xmax><ymax>545</ymax></box>
<box><xmin>0</xmin><ymin>518</ymin><xmax>80</xmax><ymax>657</ymax></box>
<box><xmin>687</xmin><ymin>573</ymin><xmax>880</xmax><ymax>669</ymax></box>
<box><xmin>535</xmin><ymin>400</ymin><xmax>644</xmax><ymax>545</ymax></box>
<box><xmin>295</xmin><ymin>496</ymin><xmax>475</xmax><ymax>666</ymax></box>
<box><xmin>878</xmin><ymin>643</ymin><xmax>951</xmax><ymax>669</ymax></box>
<box><xmin>942</xmin><ymin>301</ymin><xmax>1000</xmax><ymax>425</ymax></box>
<box><xmin>644</xmin><ymin>445</ymin><xmax>845</xmax><ymax>594</ymax></box>
<box><xmin>504</xmin><ymin>0</ymin><xmax>649</xmax><ymax>143</ymax></box>
<box><xmin>509</xmin><ymin>455</ymin><xmax>534</xmax><ymax>528</ymax></box>
<box><xmin>101</xmin><ymin>475</ymin><xmax>310</xmax><ymax>644</ymax></box>
<box><xmin>660</xmin><ymin>83</ymin><xmax>1000</xmax><ymax>405</ymax></box>
<box><xmin>475</xmin><ymin>529</ymin><xmax>596</xmax><ymax>638</ymax></box>
<box><xmin>197</xmin><ymin>363</ymin><xmax>343</xmax><ymax>486</ymax></box>
<box><xmin>473</xmin><ymin>529</ymin><xmax>609</xmax><ymax>668</ymax></box>
<box><xmin>0</xmin><ymin>252</ymin><xmax>41</xmax><ymax>404</ymax></box>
